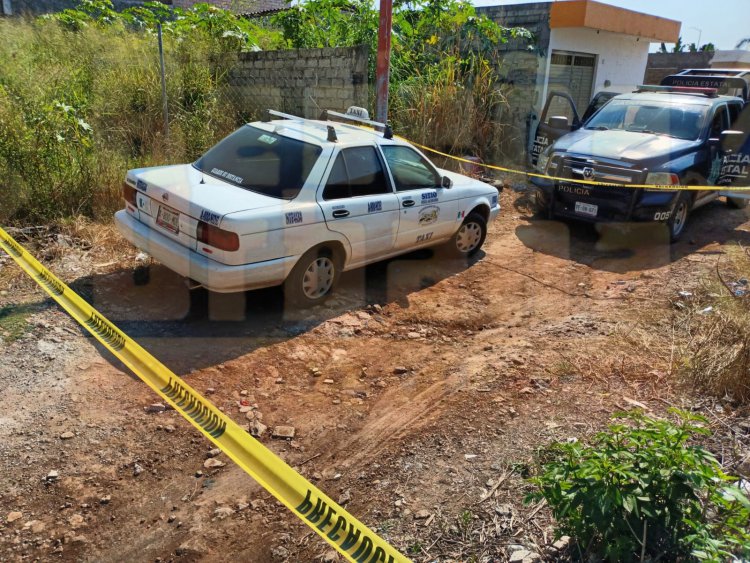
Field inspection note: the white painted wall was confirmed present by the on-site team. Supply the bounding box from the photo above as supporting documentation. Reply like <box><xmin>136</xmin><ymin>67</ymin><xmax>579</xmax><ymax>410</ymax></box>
<box><xmin>540</xmin><ymin>27</ymin><xmax>652</xmax><ymax>113</ymax></box>
<box><xmin>711</xmin><ymin>50</ymin><xmax>750</xmax><ymax>67</ymax></box>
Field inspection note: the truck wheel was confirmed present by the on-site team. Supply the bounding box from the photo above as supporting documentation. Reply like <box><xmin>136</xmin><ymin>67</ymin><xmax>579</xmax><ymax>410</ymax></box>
<box><xmin>284</xmin><ymin>246</ymin><xmax>341</xmax><ymax>307</ymax></box>
<box><xmin>531</xmin><ymin>188</ymin><xmax>552</xmax><ymax>218</ymax></box>
<box><xmin>449</xmin><ymin>212</ymin><xmax>487</xmax><ymax>257</ymax></box>
<box><xmin>727</xmin><ymin>196</ymin><xmax>749</xmax><ymax>209</ymax></box>
<box><xmin>668</xmin><ymin>193</ymin><xmax>691</xmax><ymax>242</ymax></box>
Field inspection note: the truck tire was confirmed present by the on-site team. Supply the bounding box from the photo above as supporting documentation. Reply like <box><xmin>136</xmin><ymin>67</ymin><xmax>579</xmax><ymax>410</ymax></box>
<box><xmin>667</xmin><ymin>192</ymin><xmax>691</xmax><ymax>242</ymax></box>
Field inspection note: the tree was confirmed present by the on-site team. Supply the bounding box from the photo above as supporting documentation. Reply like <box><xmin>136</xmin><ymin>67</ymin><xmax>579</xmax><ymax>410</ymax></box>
<box><xmin>738</xmin><ymin>38</ymin><xmax>750</xmax><ymax>49</ymax></box>
<box><xmin>673</xmin><ymin>36</ymin><xmax>685</xmax><ymax>53</ymax></box>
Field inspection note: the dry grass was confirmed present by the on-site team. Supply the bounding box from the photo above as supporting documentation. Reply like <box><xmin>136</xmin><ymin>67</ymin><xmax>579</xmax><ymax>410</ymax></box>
<box><xmin>389</xmin><ymin>57</ymin><xmax>512</xmax><ymax>164</ymax></box>
<box><xmin>680</xmin><ymin>245</ymin><xmax>750</xmax><ymax>402</ymax></box>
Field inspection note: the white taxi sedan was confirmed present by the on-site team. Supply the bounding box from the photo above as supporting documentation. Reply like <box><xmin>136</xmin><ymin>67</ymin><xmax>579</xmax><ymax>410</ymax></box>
<box><xmin>114</xmin><ymin>109</ymin><xmax>500</xmax><ymax>306</ymax></box>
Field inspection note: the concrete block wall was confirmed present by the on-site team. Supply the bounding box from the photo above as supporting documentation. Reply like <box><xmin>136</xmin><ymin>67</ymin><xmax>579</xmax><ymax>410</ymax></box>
<box><xmin>2</xmin><ymin>0</ymin><xmax>285</xmax><ymax>15</ymax></box>
<box><xmin>3</xmin><ymin>0</ymin><xmax>145</xmax><ymax>15</ymax></box>
<box><xmin>227</xmin><ymin>45</ymin><xmax>369</xmax><ymax>119</ymax></box>
<box><xmin>477</xmin><ymin>2</ymin><xmax>552</xmax><ymax>54</ymax></box>
<box><xmin>173</xmin><ymin>0</ymin><xmax>287</xmax><ymax>13</ymax></box>
<box><xmin>644</xmin><ymin>52</ymin><xmax>715</xmax><ymax>85</ymax></box>
<box><xmin>477</xmin><ymin>2</ymin><xmax>552</xmax><ymax>159</ymax></box>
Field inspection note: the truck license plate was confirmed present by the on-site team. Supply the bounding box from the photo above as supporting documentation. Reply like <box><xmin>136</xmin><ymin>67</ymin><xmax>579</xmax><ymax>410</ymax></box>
<box><xmin>156</xmin><ymin>205</ymin><xmax>180</xmax><ymax>234</ymax></box>
<box><xmin>575</xmin><ymin>201</ymin><xmax>598</xmax><ymax>217</ymax></box>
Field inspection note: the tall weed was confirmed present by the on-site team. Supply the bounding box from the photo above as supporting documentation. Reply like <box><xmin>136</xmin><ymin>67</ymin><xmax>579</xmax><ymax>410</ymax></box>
<box><xmin>389</xmin><ymin>56</ymin><xmax>511</xmax><ymax>166</ymax></box>
<box><xmin>0</xmin><ymin>18</ymin><xmax>248</xmax><ymax>223</ymax></box>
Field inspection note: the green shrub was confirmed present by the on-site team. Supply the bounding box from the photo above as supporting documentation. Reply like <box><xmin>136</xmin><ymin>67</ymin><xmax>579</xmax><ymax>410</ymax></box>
<box><xmin>527</xmin><ymin>410</ymin><xmax>750</xmax><ymax>562</ymax></box>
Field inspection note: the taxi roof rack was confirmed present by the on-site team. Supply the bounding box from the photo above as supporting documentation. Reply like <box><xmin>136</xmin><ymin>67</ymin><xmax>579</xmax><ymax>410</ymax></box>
<box><xmin>262</xmin><ymin>108</ymin><xmax>393</xmax><ymax>140</ymax></box>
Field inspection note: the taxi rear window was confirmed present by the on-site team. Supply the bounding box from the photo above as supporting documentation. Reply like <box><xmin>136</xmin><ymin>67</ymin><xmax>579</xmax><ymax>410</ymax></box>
<box><xmin>194</xmin><ymin>125</ymin><xmax>322</xmax><ymax>199</ymax></box>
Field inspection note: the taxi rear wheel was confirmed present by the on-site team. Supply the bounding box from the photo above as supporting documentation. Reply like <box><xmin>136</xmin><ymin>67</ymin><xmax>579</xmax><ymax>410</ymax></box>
<box><xmin>285</xmin><ymin>246</ymin><xmax>341</xmax><ymax>307</ymax></box>
<box><xmin>449</xmin><ymin>212</ymin><xmax>487</xmax><ymax>257</ymax></box>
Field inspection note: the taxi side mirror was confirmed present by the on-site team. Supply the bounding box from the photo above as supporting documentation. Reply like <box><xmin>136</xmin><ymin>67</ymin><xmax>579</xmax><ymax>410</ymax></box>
<box><xmin>441</xmin><ymin>176</ymin><xmax>453</xmax><ymax>189</ymax></box>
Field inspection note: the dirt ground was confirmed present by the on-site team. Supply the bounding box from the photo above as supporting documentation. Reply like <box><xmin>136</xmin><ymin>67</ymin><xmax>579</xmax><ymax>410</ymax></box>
<box><xmin>1</xmin><ymin>189</ymin><xmax>750</xmax><ymax>562</ymax></box>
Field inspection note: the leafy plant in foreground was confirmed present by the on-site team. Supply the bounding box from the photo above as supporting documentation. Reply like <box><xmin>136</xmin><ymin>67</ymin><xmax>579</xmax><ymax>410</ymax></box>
<box><xmin>527</xmin><ymin>410</ymin><xmax>750</xmax><ymax>562</ymax></box>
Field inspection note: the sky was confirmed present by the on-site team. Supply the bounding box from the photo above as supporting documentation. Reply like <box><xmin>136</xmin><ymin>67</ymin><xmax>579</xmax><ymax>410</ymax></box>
<box><xmin>470</xmin><ymin>0</ymin><xmax>750</xmax><ymax>52</ymax></box>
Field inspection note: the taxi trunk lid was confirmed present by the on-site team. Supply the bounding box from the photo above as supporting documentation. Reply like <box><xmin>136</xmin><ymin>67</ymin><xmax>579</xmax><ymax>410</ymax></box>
<box><xmin>128</xmin><ymin>164</ymin><xmax>281</xmax><ymax>249</ymax></box>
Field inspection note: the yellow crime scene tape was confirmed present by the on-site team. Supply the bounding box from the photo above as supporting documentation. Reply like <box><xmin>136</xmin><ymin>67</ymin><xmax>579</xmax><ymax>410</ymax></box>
<box><xmin>0</xmin><ymin>226</ymin><xmax>409</xmax><ymax>563</ymax></box>
<box><xmin>401</xmin><ymin>137</ymin><xmax>750</xmax><ymax>193</ymax></box>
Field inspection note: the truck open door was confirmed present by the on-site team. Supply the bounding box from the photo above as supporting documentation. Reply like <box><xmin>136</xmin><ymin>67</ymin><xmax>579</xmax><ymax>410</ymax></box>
<box><xmin>530</xmin><ymin>91</ymin><xmax>581</xmax><ymax>167</ymax></box>
<box><xmin>530</xmin><ymin>91</ymin><xmax>617</xmax><ymax>167</ymax></box>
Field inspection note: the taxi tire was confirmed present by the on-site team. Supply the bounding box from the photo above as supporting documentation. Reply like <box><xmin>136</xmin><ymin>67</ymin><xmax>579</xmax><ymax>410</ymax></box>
<box><xmin>284</xmin><ymin>246</ymin><xmax>341</xmax><ymax>308</ymax></box>
<box><xmin>449</xmin><ymin>212</ymin><xmax>487</xmax><ymax>257</ymax></box>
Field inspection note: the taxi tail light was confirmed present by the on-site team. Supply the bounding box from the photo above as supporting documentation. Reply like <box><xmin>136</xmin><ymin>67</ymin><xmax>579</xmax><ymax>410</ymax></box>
<box><xmin>123</xmin><ymin>183</ymin><xmax>137</xmax><ymax>206</ymax></box>
<box><xmin>197</xmin><ymin>221</ymin><xmax>239</xmax><ymax>252</ymax></box>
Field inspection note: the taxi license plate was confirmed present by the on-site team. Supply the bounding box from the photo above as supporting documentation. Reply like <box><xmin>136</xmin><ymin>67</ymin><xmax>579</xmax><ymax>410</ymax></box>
<box><xmin>575</xmin><ymin>201</ymin><xmax>598</xmax><ymax>217</ymax></box>
<box><xmin>156</xmin><ymin>205</ymin><xmax>180</xmax><ymax>234</ymax></box>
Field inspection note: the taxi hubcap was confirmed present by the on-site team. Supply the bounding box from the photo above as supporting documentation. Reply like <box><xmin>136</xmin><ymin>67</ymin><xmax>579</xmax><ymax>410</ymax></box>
<box><xmin>456</xmin><ymin>222</ymin><xmax>482</xmax><ymax>253</ymax></box>
<box><xmin>302</xmin><ymin>257</ymin><xmax>334</xmax><ymax>299</ymax></box>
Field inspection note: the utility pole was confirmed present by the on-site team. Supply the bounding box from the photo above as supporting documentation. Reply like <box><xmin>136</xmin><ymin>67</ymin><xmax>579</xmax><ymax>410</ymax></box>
<box><xmin>375</xmin><ymin>0</ymin><xmax>393</xmax><ymax>124</ymax></box>
<box><xmin>158</xmin><ymin>23</ymin><xmax>169</xmax><ymax>140</ymax></box>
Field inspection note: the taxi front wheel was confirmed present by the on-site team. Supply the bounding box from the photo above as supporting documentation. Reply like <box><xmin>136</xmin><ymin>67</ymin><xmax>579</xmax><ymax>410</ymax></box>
<box><xmin>449</xmin><ymin>212</ymin><xmax>487</xmax><ymax>257</ymax></box>
<box><xmin>284</xmin><ymin>246</ymin><xmax>341</xmax><ymax>307</ymax></box>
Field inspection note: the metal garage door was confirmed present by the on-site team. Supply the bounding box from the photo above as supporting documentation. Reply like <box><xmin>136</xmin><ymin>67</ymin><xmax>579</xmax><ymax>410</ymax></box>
<box><xmin>547</xmin><ymin>51</ymin><xmax>596</xmax><ymax>118</ymax></box>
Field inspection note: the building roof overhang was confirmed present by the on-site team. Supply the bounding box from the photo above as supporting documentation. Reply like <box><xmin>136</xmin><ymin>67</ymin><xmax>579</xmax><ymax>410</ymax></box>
<box><xmin>550</xmin><ymin>0</ymin><xmax>680</xmax><ymax>43</ymax></box>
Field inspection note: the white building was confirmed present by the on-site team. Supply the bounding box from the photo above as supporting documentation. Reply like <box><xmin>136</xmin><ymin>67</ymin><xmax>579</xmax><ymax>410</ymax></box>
<box><xmin>477</xmin><ymin>0</ymin><xmax>681</xmax><ymax>156</ymax></box>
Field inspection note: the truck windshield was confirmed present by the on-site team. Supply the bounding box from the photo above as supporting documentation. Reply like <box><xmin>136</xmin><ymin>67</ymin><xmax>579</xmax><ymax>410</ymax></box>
<box><xmin>193</xmin><ymin>125</ymin><xmax>322</xmax><ymax>199</ymax></box>
<box><xmin>585</xmin><ymin>100</ymin><xmax>708</xmax><ymax>140</ymax></box>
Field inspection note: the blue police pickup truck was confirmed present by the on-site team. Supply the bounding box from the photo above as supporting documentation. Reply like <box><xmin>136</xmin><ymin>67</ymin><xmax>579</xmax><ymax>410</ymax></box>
<box><xmin>530</xmin><ymin>81</ymin><xmax>750</xmax><ymax>241</ymax></box>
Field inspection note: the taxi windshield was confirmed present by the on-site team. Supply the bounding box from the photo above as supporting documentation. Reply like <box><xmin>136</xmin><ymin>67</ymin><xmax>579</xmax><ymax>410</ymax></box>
<box><xmin>194</xmin><ymin>125</ymin><xmax>322</xmax><ymax>199</ymax></box>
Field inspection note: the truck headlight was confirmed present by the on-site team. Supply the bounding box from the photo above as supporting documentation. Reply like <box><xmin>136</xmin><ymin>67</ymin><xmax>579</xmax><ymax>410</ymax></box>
<box><xmin>645</xmin><ymin>172</ymin><xmax>680</xmax><ymax>190</ymax></box>
<box><xmin>537</xmin><ymin>147</ymin><xmax>558</xmax><ymax>175</ymax></box>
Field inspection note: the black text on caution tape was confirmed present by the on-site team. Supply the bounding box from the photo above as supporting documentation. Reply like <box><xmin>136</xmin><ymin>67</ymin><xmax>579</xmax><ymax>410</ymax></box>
<box><xmin>296</xmin><ymin>489</ymin><xmax>395</xmax><ymax>563</ymax></box>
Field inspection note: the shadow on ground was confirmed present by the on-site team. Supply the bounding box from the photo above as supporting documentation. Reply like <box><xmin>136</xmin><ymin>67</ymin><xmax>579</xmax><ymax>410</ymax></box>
<box><xmin>514</xmin><ymin>199</ymin><xmax>750</xmax><ymax>274</ymax></box>
<box><xmin>70</xmin><ymin>247</ymin><xmax>484</xmax><ymax>374</ymax></box>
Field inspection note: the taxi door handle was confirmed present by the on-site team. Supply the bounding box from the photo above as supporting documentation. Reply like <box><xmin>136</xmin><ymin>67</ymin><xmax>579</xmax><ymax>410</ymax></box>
<box><xmin>402</xmin><ymin>200</ymin><xmax>415</xmax><ymax>208</ymax></box>
<box><xmin>332</xmin><ymin>209</ymin><xmax>350</xmax><ymax>218</ymax></box>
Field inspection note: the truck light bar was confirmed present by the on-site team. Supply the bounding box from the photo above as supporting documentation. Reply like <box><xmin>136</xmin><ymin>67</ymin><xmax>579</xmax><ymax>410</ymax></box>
<box><xmin>636</xmin><ymin>84</ymin><xmax>718</xmax><ymax>97</ymax></box>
